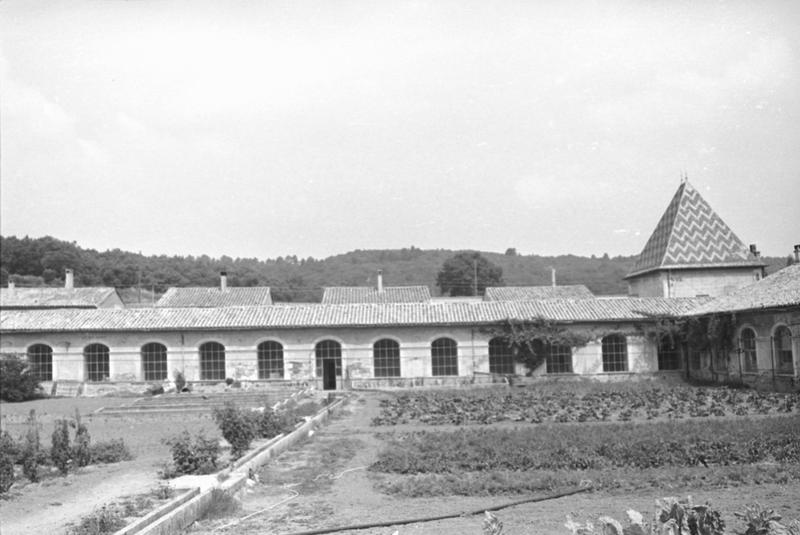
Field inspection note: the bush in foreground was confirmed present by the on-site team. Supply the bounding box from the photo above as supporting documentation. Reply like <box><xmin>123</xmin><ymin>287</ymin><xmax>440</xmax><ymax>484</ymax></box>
<box><xmin>0</xmin><ymin>431</ymin><xmax>16</xmax><ymax>493</ymax></box>
<box><xmin>162</xmin><ymin>431</ymin><xmax>220</xmax><ymax>478</ymax></box>
<box><xmin>0</xmin><ymin>354</ymin><xmax>44</xmax><ymax>402</ymax></box>
<box><xmin>212</xmin><ymin>402</ymin><xmax>257</xmax><ymax>459</ymax></box>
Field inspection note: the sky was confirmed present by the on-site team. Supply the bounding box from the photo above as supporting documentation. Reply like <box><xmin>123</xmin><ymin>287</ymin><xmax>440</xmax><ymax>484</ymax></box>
<box><xmin>1</xmin><ymin>0</ymin><xmax>799</xmax><ymax>260</ymax></box>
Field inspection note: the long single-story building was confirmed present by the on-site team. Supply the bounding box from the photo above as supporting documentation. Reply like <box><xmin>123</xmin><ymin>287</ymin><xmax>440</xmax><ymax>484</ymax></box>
<box><xmin>1</xmin><ymin>181</ymin><xmax>797</xmax><ymax>392</ymax></box>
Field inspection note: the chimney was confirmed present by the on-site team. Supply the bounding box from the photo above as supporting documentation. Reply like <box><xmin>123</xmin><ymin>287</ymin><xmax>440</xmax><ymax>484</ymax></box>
<box><xmin>794</xmin><ymin>244</ymin><xmax>800</xmax><ymax>264</ymax></box>
<box><xmin>749</xmin><ymin>244</ymin><xmax>760</xmax><ymax>258</ymax></box>
<box><xmin>220</xmin><ymin>271</ymin><xmax>228</xmax><ymax>291</ymax></box>
<box><xmin>551</xmin><ymin>266</ymin><xmax>556</xmax><ymax>287</ymax></box>
<box><xmin>377</xmin><ymin>269</ymin><xmax>384</xmax><ymax>293</ymax></box>
<box><xmin>7</xmin><ymin>281</ymin><xmax>15</xmax><ymax>294</ymax></box>
<box><xmin>65</xmin><ymin>269</ymin><xmax>74</xmax><ymax>289</ymax></box>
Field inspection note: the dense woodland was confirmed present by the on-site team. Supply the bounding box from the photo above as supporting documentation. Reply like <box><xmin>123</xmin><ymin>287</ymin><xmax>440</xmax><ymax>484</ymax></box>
<box><xmin>0</xmin><ymin>235</ymin><xmax>788</xmax><ymax>303</ymax></box>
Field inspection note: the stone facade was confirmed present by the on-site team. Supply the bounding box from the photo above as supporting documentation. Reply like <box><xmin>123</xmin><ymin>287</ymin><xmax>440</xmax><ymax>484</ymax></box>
<box><xmin>0</xmin><ymin>322</ymin><xmax>681</xmax><ymax>391</ymax></box>
<box><xmin>688</xmin><ymin>309</ymin><xmax>800</xmax><ymax>391</ymax></box>
<box><xmin>628</xmin><ymin>267</ymin><xmax>763</xmax><ymax>298</ymax></box>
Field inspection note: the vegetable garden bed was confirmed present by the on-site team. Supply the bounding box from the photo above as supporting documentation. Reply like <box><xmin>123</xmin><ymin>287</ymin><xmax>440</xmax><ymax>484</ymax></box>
<box><xmin>371</xmin><ymin>384</ymin><xmax>799</xmax><ymax>426</ymax></box>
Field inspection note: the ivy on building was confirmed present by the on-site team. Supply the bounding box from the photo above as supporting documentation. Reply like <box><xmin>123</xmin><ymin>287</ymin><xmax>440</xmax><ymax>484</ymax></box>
<box><xmin>635</xmin><ymin>313</ymin><xmax>737</xmax><ymax>359</ymax></box>
<box><xmin>482</xmin><ymin>318</ymin><xmax>598</xmax><ymax>373</ymax></box>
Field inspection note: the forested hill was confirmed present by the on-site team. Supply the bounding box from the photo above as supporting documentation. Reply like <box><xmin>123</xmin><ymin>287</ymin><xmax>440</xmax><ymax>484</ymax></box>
<box><xmin>0</xmin><ymin>235</ymin><xmax>788</xmax><ymax>303</ymax></box>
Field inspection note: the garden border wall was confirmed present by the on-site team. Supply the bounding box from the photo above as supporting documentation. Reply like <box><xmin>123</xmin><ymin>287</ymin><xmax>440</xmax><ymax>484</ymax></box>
<box><xmin>114</xmin><ymin>395</ymin><xmax>350</xmax><ymax>535</ymax></box>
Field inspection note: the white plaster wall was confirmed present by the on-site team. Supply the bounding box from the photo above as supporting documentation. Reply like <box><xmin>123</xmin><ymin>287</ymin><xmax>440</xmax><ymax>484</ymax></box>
<box><xmin>628</xmin><ymin>268</ymin><xmax>762</xmax><ymax>298</ymax></box>
<box><xmin>0</xmin><ymin>322</ymin><xmax>666</xmax><ymax>385</ymax></box>
<box><xmin>669</xmin><ymin>269</ymin><xmax>761</xmax><ymax>298</ymax></box>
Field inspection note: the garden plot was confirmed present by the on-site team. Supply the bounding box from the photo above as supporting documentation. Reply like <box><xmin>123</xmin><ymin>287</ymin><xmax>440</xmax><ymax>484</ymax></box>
<box><xmin>183</xmin><ymin>387</ymin><xmax>800</xmax><ymax>535</ymax></box>
<box><xmin>371</xmin><ymin>384</ymin><xmax>800</xmax><ymax>426</ymax></box>
<box><xmin>0</xmin><ymin>389</ymin><xmax>311</xmax><ymax>535</ymax></box>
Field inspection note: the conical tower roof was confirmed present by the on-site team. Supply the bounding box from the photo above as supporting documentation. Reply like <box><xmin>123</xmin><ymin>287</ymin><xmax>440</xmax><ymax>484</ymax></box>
<box><xmin>626</xmin><ymin>181</ymin><xmax>764</xmax><ymax>279</ymax></box>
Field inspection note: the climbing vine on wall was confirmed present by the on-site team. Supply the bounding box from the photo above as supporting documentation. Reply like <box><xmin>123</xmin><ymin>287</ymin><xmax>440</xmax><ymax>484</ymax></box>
<box><xmin>482</xmin><ymin>318</ymin><xmax>599</xmax><ymax>373</ymax></box>
<box><xmin>635</xmin><ymin>313</ymin><xmax>737</xmax><ymax>354</ymax></box>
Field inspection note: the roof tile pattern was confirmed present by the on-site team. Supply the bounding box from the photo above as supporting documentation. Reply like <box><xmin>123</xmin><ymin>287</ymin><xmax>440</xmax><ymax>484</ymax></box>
<box><xmin>484</xmin><ymin>285</ymin><xmax>594</xmax><ymax>300</ymax></box>
<box><xmin>1</xmin><ymin>297</ymin><xmax>707</xmax><ymax>333</ymax></box>
<box><xmin>156</xmin><ymin>287</ymin><xmax>273</xmax><ymax>307</ymax></box>
<box><xmin>627</xmin><ymin>182</ymin><xmax>762</xmax><ymax>278</ymax></box>
<box><xmin>0</xmin><ymin>288</ymin><xmax>119</xmax><ymax>309</ymax></box>
<box><xmin>690</xmin><ymin>263</ymin><xmax>800</xmax><ymax>315</ymax></box>
<box><xmin>322</xmin><ymin>286</ymin><xmax>431</xmax><ymax>304</ymax></box>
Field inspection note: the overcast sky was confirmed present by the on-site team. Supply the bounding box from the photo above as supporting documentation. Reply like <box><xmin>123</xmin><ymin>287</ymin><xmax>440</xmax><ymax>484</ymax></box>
<box><xmin>1</xmin><ymin>0</ymin><xmax>798</xmax><ymax>260</ymax></box>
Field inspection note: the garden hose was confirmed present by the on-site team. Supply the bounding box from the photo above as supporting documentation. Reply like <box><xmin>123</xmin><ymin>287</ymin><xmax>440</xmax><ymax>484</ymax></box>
<box><xmin>281</xmin><ymin>484</ymin><xmax>593</xmax><ymax>535</ymax></box>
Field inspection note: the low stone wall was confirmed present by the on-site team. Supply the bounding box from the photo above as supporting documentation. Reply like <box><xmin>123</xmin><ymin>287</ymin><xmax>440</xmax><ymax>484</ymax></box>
<box><xmin>125</xmin><ymin>395</ymin><xmax>350</xmax><ymax>535</ymax></box>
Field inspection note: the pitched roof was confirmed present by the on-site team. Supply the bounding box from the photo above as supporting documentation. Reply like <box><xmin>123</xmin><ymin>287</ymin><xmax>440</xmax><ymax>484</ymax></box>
<box><xmin>0</xmin><ymin>287</ymin><xmax>121</xmax><ymax>309</ymax></box>
<box><xmin>0</xmin><ymin>297</ymin><xmax>707</xmax><ymax>333</ymax></box>
<box><xmin>321</xmin><ymin>286</ymin><xmax>431</xmax><ymax>304</ymax></box>
<box><xmin>156</xmin><ymin>287</ymin><xmax>273</xmax><ymax>307</ymax></box>
<box><xmin>689</xmin><ymin>263</ymin><xmax>800</xmax><ymax>315</ymax></box>
<box><xmin>626</xmin><ymin>181</ymin><xmax>764</xmax><ymax>278</ymax></box>
<box><xmin>484</xmin><ymin>285</ymin><xmax>594</xmax><ymax>300</ymax></box>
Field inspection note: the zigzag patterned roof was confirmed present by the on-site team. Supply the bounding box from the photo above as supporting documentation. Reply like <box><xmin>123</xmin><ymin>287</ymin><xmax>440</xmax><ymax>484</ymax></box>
<box><xmin>626</xmin><ymin>181</ymin><xmax>764</xmax><ymax>278</ymax></box>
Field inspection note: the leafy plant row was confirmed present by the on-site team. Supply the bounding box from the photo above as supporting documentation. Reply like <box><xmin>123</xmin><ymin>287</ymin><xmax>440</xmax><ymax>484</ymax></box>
<box><xmin>161</xmin><ymin>398</ymin><xmax>322</xmax><ymax>478</ymax></box>
<box><xmin>371</xmin><ymin>416</ymin><xmax>800</xmax><ymax>474</ymax></box>
<box><xmin>0</xmin><ymin>409</ymin><xmax>132</xmax><ymax>494</ymax></box>
<box><xmin>372</xmin><ymin>385</ymin><xmax>799</xmax><ymax>426</ymax></box>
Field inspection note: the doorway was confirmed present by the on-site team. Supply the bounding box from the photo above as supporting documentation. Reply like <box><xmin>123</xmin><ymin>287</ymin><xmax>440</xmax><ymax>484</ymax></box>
<box><xmin>322</xmin><ymin>359</ymin><xmax>337</xmax><ymax>390</ymax></box>
<box><xmin>315</xmin><ymin>340</ymin><xmax>342</xmax><ymax>391</ymax></box>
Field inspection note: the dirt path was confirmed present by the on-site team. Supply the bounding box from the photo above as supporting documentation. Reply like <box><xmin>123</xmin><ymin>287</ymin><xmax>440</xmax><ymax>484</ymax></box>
<box><xmin>0</xmin><ymin>401</ymin><xmax>217</xmax><ymax>535</ymax></box>
<box><xmin>0</xmin><ymin>462</ymin><xmax>158</xmax><ymax>535</ymax></box>
<box><xmin>186</xmin><ymin>392</ymin><xmax>800</xmax><ymax>535</ymax></box>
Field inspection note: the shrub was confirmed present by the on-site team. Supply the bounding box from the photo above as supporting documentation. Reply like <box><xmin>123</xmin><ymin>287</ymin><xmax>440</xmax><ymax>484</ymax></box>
<box><xmin>201</xmin><ymin>489</ymin><xmax>241</xmax><ymax>520</ymax></box>
<box><xmin>174</xmin><ymin>370</ymin><xmax>186</xmax><ymax>392</ymax></box>
<box><xmin>21</xmin><ymin>410</ymin><xmax>41</xmax><ymax>482</ymax></box>
<box><xmin>0</xmin><ymin>353</ymin><xmax>43</xmax><ymax>402</ymax></box>
<box><xmin>67</xmin><ymin>504</ymin><xmax>126</xmax><ymax>535</ymax></box>
<box><xmin>51</xmin><ymin>419</ymin><xmax>72</xmax><ymax>475</ymax></box>
<box><xmin>163</xmin><ymin>431</ymin><xmax>220</xmax><ymax>477</ymax></box>
<box><xmin>212</xmin><ymin>402</ymin><xmax>256</xmax><ymax>458</ymax></box>
<box><xmin>73</xmin><ymin>409</ymin><xmax>92</xmax><ymax>468</ymax></box>
<box><xmin>253</xmin><ymin>406</ymin><xmax>294</xmax><ymax>440</ymax></box>
<box><xmin>0</xmin><ymin>431</ymin><xmax>16</xmax><ymax>494</ymax></box>
<box><xmin>90</xmin><ymin>439</ymin><xmax>132</xmax><ymax>464</ymax></box>
<box><xmin>152</xmin><ymin>483</ymin><xmax>174</xmax><ymax>500</ymax></box>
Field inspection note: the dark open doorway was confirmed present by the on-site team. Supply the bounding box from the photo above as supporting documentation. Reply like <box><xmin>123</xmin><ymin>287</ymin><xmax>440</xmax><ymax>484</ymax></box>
<box><xmin>315</xmin><ymin>339</ymin><xmax>342</xmax><ymax>391</ymax></box>
<box><xmin>322</xmin><ymin>359</ymin><xmax>337</xmax><ymax>390</ymax></box>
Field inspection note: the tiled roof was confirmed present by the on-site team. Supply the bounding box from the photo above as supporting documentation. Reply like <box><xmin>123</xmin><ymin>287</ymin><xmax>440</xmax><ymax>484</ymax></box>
<box><xmin>689</xmin><ymin>263</ymin><xmax>800</xmax><ymax>315</ymax></box>
<box><xmin>626</xmin><ymin>181</ymin><xmax>764</xmax><ymax>278</ymax></box>
<box><xmin>0</xmin><ymin>297</ymin><xmax>707</xmax><ymax>333</ymax></box>
<box><xmin>484</xmin><ymin>285</ymin><xmax>594</xmax><ymax>300</ymax></box>
<box><xmin>0</xmin><ymin>287</ymin><xmax>120</xmax><ymax>309</ymax></box>
<box><xmin>321</xmin><ymin>286</ymin><xmax>431</xmax><ymax>304</ymax></box>
<box><xmin>156</xmin><ymin>287</ymin><xmax>273</xmax><ymax>307</ymax></box>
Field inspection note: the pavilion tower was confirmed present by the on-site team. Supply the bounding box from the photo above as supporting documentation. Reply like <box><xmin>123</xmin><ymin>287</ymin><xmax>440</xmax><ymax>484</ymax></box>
<box><xmin>625</xmin><ymin>180</ymin><xmax>765</xmax><ymax>298</ymax></box>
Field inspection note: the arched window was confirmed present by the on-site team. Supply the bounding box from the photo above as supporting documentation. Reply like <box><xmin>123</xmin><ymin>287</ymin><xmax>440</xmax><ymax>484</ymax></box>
<box><xmin>431</xmin><ymin>338</ymin><xmax>458</xmax><ymax>376</ymax></box>
<box><xmin>774</xmin><ymin>326</ymin><xmax>794</xmax><ymax>375</ymax></box>
<box><xmin>84</xmin><ymin>343</ymin><xmax>110</xmax><ymax>382</ymax></box>
<box><xmin>740</xmin><ymin>328</ymin><xmax>757</xmax><ymax>372</ymax></box>
<box><xmin>258</xmin><ymin>341</ymin><xmax>284</xmax><ymax>379</ymax></box>
<box><xmin>546</xmin><ymin>343</ymin><xmax>573</xmax><ymax>374</ymax></box>
<box><xmin>488</xmin><ymin>338</ymin><xmax>515</xmax><ymax>375</ymax></box>
<box><xmin>199</xmin><ymin>342</ymin><xmax>226</xmax><ymax>381</ymax></box>
<box><xmin>530</xmin><ymin>339</ymin><xmax>573</xmax><ymax>374</ymax></box>
<box><xmin>141</xmin><ymin>343</ymin><xmax>168</xmax><ymax>381</ymax></box>
<box><xmin>373</xmin><ymin>339</ymin><xmax>400</xmax><ymax>378</ymax></box>
<box><xmin>601</xmin><ymin>334</ymin><xmax>627</xmax><ymax>372</ymax></box>
<box><xmin>657</xmin><ymin>338</ymin><xmax>681</xmax><ymax>371</ymax></box>
<box><xmin>27</xmin><ymin>344</ymin><xmax>53</xmax><ymax>382</ymax></box>
<box><xmin>315</xmin><ymin>340</ymin><xmax>342</xmax><ymax>378</ymax></box>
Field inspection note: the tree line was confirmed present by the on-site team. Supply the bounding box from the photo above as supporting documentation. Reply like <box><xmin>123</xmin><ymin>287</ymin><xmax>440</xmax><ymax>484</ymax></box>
<box><xmin>0</xmin><ymin>235</ymin><xmax>786</xmax><ymax>303</ymax></box>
